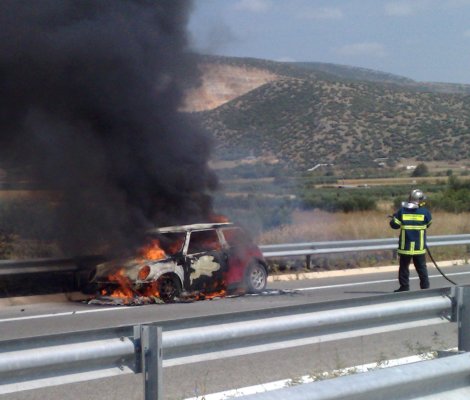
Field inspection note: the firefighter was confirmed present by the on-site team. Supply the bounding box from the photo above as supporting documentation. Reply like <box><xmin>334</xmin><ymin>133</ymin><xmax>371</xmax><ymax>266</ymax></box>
<box><xmin>390</xmin><ymin>189</ymin><xmax>432</xmax><ymax>292</ymax></box>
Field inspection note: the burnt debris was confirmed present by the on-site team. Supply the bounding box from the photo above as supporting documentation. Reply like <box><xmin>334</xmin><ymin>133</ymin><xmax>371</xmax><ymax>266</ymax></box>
<box><xmin>0</xmin><ymin>0</ymin><xmax>217</xmax><ymax>256</ymax></box>
<box><xmin>85</xmin><ymin>289</ymin><xmax>298</xmax><ymax>307</ymax></box>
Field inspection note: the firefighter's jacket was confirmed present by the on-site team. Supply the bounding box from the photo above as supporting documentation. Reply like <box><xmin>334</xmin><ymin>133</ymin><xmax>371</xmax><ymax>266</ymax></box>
<box><xmin>390</xmin><ymin>205</ymin><xmax>432</xmax><ymax>255</ymax></box>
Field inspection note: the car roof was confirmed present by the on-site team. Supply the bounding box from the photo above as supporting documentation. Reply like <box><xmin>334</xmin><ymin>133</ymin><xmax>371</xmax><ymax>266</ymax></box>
<box><xmin>147</xmin><ymin>222</ymin><xmax>234</xmax><ymax>234</ymax></box>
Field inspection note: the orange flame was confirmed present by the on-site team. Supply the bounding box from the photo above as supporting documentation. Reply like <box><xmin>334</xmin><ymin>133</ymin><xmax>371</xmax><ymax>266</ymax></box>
<box><xmin>140</xmin><ymin>280</ymin><xmax>160</xmax><ymax>298</ymax></box>
<box><xmin>98</xmin><ymin>230</ymin><xmax>231</xmax><ymax>304</ymax></box>
<box><xmin>102</xmin><ymin>268</ymin><xmax>135</xmax><ymax>301</ymax></box>
<box><xmin>191</xmin><ymin>280</ymin><xmax>227</xmax><ymax>300</ymax></box>
<box><xmin>139</xmin><ymin>239</ymin><xmax>166</xmax><ymax>260</ymax></box>
<box><xmin>197</xmin><ymin>288</ymin><xmax>227</xmax><ymax>300</ymax></box>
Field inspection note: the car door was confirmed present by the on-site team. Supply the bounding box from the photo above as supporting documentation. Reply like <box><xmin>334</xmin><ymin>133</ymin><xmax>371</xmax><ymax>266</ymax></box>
<box><xmin>220</xmin><ymin>227</ymin><xmax>253</xmax><ymax>287</ymax></box>
<box><xmin>184</xmin><ymin>229</ymin><xmax>228</xmax><ymax>292</ymax></box>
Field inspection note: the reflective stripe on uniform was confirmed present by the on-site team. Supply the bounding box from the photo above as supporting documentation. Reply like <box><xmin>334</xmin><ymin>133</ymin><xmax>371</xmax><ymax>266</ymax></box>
<box><xmin>402</xmin><ymin>214</ymin><xmax>425</xmax><ymax>221</ymax></box>
<box><xmin>398</xmin><ymin>248</ymin><xmax>427</xmax><ymax>255</ymax></box>
<box><xmin>394</xmin><ymin>208</ymin><xmax>430</xmax><ymax>255</ymax></box>
<box><xmin>402</xmin><ymin>225</ymin><xmax>427</xmax><ymax>230</ymax></box>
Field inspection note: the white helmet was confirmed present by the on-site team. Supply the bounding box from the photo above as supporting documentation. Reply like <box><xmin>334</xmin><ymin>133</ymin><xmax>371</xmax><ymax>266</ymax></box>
<box><xmin>402</xmin><ymin>189</ymin><xmax>426</xmax><ymax>209</ymax></box>
<box><xmin>409</xmin><ymin>189</ymin><xmax>426</xmax><ymax>205</ymax></box>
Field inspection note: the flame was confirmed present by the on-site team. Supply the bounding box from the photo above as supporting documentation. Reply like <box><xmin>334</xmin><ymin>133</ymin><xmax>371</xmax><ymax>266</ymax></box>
<box><xmin>96</xmin><ymin>229</ymin><xmax>231</xmax><ymax>305</ymax></box>
<box><xmin>99</xmin><ymin>241</ymin><xmax>167</xmax><ymax>302</ymax></box>
<box><xmin>198</xmin><ymin>288</ymin><xmax>227</xmax><ymax>300</ymax></box>
<box><xmin>140</xmin><ymin>280</ymin><xmax>160</xmax><ymax>298</ymax></box>
<box><xmin>190</xmin><ymin>280</ymin><xmax>227</xmax><ymax>300</ymax></box>
<box><xmin>100</xmin><ymin>273</ymin><xmax>162</xmax><ymax>302</ymax></box>
<box><xmin>102</xmin><ymin>268</ymin><xmax>135</xmax><ymax>302</ymax></box>
<box><xmin>139</xmin><ymin>239</ymin><xmax>166</xmax><ymax>260</ymax></box>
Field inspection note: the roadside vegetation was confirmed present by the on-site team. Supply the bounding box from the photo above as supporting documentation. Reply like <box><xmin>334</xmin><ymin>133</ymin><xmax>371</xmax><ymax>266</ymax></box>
<box><xmin>216</xmin><ymin>170</ymin><xmax>470</xmax><ymax>228</ymax></box>
<box><xmin>257</xmin><ymin>209</ymin><xmax>470</xmax><ymax>272</ymax></box>
<box><xmin>1</xmin><ymin>172</ymin><xmax>469</xmax><ymax>266</ymax></box>
<box><xmin>213</xmin><ymin>171</ymin><xmax>470</xmax><ymax>270</ymax></box>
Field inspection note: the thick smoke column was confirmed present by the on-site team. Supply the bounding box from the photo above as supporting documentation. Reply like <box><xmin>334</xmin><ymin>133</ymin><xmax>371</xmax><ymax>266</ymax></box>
<box><xmin>0</xmin><ymin>0</ymin><xmax>217</xmax><ymax>255</ymax></box>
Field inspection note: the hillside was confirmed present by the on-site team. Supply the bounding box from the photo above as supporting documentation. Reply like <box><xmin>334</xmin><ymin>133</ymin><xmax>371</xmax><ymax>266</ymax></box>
<box><xmin>188</xmin><ymin>56</ymin><xmax>470</xmax><ymax>170</ymax></box>
<box><xmin>181</xmin><ymin>61</ymin><xmax>278</xmax><ymax>112</ymax></box>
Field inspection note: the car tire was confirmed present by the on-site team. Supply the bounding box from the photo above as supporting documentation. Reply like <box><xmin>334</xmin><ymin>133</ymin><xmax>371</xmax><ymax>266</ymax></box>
<box><xmin>157</xmin><ymin>274</ymin><xmax>182</xmax><ymax>302</ymax></box>
<box><xmin>244</xmin><ymin>261</ymin><xmax>267</xmax><ymax>293</ymax></box>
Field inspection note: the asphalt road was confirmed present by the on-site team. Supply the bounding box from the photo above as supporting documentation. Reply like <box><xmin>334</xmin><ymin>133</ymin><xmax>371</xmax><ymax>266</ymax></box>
<box><xmin>1</xmin><ymin>263</ymin><xmax>469</xmax><ymax>400</ymax></box>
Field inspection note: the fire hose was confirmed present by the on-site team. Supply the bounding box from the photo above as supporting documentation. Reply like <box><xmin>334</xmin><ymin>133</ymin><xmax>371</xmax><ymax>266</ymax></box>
<box><xmin>426</xmin><ymin>244</ymin><xmax>458</xmax><ymax>286</ymax></box>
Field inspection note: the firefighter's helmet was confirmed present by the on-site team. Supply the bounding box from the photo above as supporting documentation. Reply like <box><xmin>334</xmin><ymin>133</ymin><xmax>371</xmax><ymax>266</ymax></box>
<box><xmin>409</xmin><ymin>189</ymin><xmax>426</xmax><ymax>206</ymax></box>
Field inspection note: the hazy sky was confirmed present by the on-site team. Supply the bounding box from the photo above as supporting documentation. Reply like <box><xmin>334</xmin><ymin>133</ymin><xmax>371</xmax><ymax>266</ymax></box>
<box><xmin>188</xmin><ymin>0</ymin><xmax>470</xmax><ymax>84</ymax></box>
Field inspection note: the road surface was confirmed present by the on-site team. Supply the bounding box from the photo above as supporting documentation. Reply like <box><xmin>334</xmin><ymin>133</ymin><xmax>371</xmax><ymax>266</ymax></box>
<box><xmin>1</xmin><ymin>263</ymin><xmax>469</xmax><ymax>399</ymax></box>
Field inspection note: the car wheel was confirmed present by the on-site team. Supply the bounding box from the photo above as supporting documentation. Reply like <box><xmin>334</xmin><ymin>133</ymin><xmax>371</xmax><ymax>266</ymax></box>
<box><xmin>245</xmin><ymin>261</ymin><xmax>267</xmax><ymax>293</ymax></box>
<box><xmin>157</xmin><ymin>274</ymin><xmax>181</xmax><ymax>302</ymax></box>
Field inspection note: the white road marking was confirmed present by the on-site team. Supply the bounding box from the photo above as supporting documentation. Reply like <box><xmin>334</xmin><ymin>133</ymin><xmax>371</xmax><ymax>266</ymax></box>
<box><xmin>296</xmin><ymin>271</ymin><xmax>470</xmax><ymax>291</ymax></box>
<box><xmin>2</xmin><ymin>271</ymin><xmax>469</xmax><ymax>323</ymax></box>
<box><xmin>0</xmin><ymin>305</ymin><xmax>129</xmax><ymax>323</ymax></box>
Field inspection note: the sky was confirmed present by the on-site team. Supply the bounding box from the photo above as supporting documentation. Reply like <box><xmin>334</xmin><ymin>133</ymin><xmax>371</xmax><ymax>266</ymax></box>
<box><xmin>188</xmin><ymin>0</ymin><xmax>470</xmax><ymax>84</ymax></box>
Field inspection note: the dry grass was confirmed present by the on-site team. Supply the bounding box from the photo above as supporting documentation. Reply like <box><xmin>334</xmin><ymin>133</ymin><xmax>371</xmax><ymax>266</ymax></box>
<box><xmin>259</xmin><ymin>210</ymin><xmax>470</xmax><ymax>270</ymax></box>
<box><xmin>259</xmin><ymin>210</ymin><xmax>470</xmax><ymax>244</ymax></box>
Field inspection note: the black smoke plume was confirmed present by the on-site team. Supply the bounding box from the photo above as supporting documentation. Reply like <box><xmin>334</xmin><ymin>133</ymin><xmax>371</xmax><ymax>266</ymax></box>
<box><xmin>0</xmin><ymin>0</ymin><xmax>217</xmax><ymax>255</ymax></box>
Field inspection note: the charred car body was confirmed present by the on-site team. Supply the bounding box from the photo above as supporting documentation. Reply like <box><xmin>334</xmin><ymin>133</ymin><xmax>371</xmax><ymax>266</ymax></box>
<box><xmin>90</xmin><ymin>222</ymin><xmax>268</xmax><ymax>302</ymax></box>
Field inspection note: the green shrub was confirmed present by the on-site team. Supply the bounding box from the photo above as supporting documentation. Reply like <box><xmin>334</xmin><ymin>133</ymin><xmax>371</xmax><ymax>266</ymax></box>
<box><xmin>411</xmin><ymin>163</ymin><xmax>429</xmax><ymax>177</ymax></box>
<box><xmin>431</xmin><ymin>188</ymin><xmax>470</xmax><ymax>212</ymax></box>
<box><xmin>301</xmin><ymin>190</ymin><xmax>377</xmax><ymax>212</ymax></box>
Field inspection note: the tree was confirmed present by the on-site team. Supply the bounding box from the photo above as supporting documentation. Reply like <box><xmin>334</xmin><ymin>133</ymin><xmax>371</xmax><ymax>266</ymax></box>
<box><xmin>411</xmin><ymin>163</ymin><xmax>429</xmax><ymax>177</ymax></box>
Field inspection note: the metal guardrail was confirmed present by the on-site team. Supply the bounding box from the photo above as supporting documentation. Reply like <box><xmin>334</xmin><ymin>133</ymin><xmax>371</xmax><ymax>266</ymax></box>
<box><xmin>0</xmin><ymin>255</ymin><xmax>105</xmax><ymax>276</ymax></box>
<box><xmin>1</xmin><ymin>234</ymin><xmax>469</xmax><ymax>277</ymax></box>
<box><xmin>0</xmin><ymin>257</ymin><xmax>79</xmax><ymax>276</ymax></box>
<box><xmin>260</xmin><ymin>234</ymin><xmax>470</xmax><ymax>268</ymax></box>
<box><xmin>2</xmin><ymin>286</ymin><xmax>470</xmax><ymax>399</ymax></box>
<box><xmin>237</xmin><ymin>351</ymin><xmax>470</xmax><ymax>400</ymax></box>
<box><xmin>260</xmin><ymin>234</ymin><xmax>470</xmax><ymax>257</ymax></box>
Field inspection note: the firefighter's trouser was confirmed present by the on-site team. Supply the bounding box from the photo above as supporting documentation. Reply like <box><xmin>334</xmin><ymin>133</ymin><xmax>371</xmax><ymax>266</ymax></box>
<box><xmin>398</xmin><ymin>254</ymin><xmax>430</xmax><ymax>289</ymax></box>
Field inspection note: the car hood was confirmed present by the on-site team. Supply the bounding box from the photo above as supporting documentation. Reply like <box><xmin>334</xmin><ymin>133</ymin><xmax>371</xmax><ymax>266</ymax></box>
<box><xmin>92</xmin><ymin>255</ymin><xmax>175</xmax><ymax>281</ymax></box>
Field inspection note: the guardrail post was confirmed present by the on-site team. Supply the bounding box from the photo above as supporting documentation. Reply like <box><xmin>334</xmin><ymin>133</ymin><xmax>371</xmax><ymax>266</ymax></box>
<box><xmin>141</xmin><ymin>325</ymin><xmax>162</xmax><ymax>400</ymax></box>
<box><xmin>306</xmin><ymin>255</ymin><xmax>311</xmax><ymax>269</ymax></box>
<box><xmin>456</xmin><ymin>286</ymin><xmax>470</xmax><ymax>352</ymax></box>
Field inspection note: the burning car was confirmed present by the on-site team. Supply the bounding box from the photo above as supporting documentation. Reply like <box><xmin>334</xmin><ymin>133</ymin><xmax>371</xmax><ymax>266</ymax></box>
<box><xmin>89</xmin><ymin>222</ymin><xmax>268</xmax><ymax>303</ymax></box>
